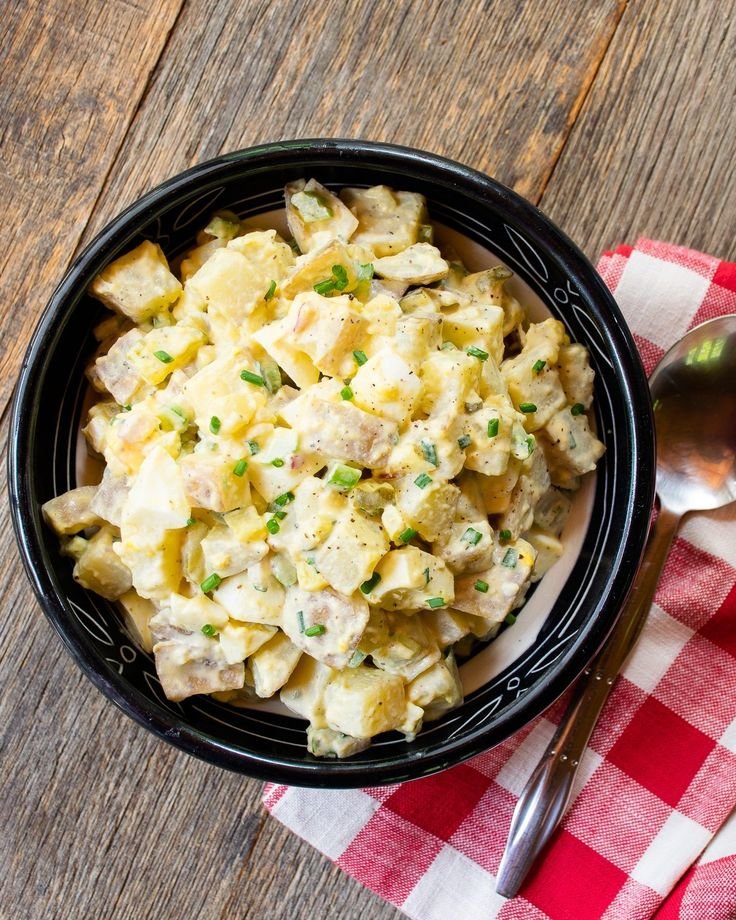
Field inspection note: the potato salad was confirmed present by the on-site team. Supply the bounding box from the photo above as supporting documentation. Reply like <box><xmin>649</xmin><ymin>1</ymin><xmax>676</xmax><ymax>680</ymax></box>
<box><xmin>43</xmin><ymin>179</ymin><xmax>605</xmax><ymax>758</ymax></box>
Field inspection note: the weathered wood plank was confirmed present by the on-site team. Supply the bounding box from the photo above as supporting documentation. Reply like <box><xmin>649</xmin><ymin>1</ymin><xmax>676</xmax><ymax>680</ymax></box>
<box><xmin>0</xmin><ymin>0</ymin><xmax>184</xmax><ymax>415</ymax></box>
<box><xmin>82</xmin><ymin>0</ymin><xmax>625</xmax><ymax>243</ymax></box>
<box><xmin>540</xmin><ymin>0</ymin><xmax>736</xmax><ymax>261</ymax></box>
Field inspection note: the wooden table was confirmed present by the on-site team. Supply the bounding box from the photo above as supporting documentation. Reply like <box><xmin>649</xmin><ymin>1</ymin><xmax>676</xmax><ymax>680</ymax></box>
<box><xmin>2</xmin><ymin>1</ymin><xmax>734</xmax><ymax>916</ymax></box>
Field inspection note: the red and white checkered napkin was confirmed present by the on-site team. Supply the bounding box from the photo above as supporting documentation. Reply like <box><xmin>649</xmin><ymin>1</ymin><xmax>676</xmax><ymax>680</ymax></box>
<box><xmin>264</xmin><ymin>240</ymin><xmax>736</xmax><ymax>919</ymax></box>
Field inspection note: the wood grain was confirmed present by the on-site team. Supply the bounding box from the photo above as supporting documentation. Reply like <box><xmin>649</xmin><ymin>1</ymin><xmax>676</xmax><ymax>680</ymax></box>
<box><xmin>81</xmin><ymin>0</ymin><xmax>625</xmax><ymax>244</ymax></box>
<box><xmin>0</xmin><ymin>0</ymin><xmax>183</xmax><ymax>415</ymax></box>
<box><xmin>540</xmin><ymin>0</ymin><xmax>736</xmax><ymax>261</ymax></box>
<box><xmin>3</xmin><ymin>0</ymin><xmax>735</xmax><ymax>917</ymax></box>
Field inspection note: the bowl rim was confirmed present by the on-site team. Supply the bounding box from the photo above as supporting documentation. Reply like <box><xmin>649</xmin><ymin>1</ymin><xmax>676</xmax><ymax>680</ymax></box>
<box><xmin>7</xmin><ymin>138</ymin><xmax>656</xmax><ymax>786</ymax></box>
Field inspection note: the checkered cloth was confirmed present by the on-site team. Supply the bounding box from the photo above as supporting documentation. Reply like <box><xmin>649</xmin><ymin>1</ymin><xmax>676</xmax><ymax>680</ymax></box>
<box><xmin>264</xmin><ymin>240</ymin><xmax>736</xmax><ymax>919</ymax></box>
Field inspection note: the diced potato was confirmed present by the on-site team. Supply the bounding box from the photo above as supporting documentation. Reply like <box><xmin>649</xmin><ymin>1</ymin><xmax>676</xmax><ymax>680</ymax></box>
<box><xmin>90</xmin><ymin>328</ymin><xmax>147</xmax><ymax>405</ymax></box>
<box><xmin>280</xmin><ymin>655</ymin><xmax>336</xmax><ymax>724</ymax></box>
<box><xmin>281</xmin><ymin>586</ymin><xmax>370</xmax><ymax>669</ymax></box>
<box><xmin>533</xmin><ymin>487</ymin><xmax>572</xmax><ymax>536</ymax></box>
<box><xmin>557</xmin><ymin>343</ymin><xmax>595</xmax><ymax>409</ymax></box>
<box><xmin>213</xmin><ymin>562</ymin><xmax>285</xmax><ymax>626</ymax></box>
<box><xmin>90</xmin><ymin>240</ymin><xmax>182</xmax><ymax>323</ymax></box>
<box><xmin>432</xmin><ymin>520</ymin><xmax>494</xmax><ymax>575</ymax></box>
<box><xmin>251</xmin><ymin>316</ymin><xmax>320</xmax><ymax>390</ymax></box>
<box><xmin>312</xmin><ymin>510</ymin><xmax>389</xmax><ymax>596</ymax></box>
<box><xmin>497</xmin><ymin>446</ymin><xmax>552</xmax><ymax>541</ymax></box>
<box><xmin>42</xmin><ymin>486</ymin><xmax>101</xmax><ymax>535</ymax></box>
<box><xmin>423</xmin><ymin>608</ymin><xmax>476</xmax><ymax>648</ymax></box>
<box><xmin>453</xmin><ymin>538</ymin><xmax>537</xmax><ymax>623</ymax></box>
<box><xmin>340</xmin><ymin>185</ymin><xmax>427</xmax><ymax>257</ymax></box>
<box><xmin>455</xmin><ymin>266</ymin><xmax>524</xmax><ymax>336</ymax></box>
<box><xmin>115</xmin><ymin>523</ymin><xmax>183</xmax><ymax>600</ymax></box>
<box><xmin>373</xmin><ymin>243</ymin><xmax>449</xmax><ymax>285</ymax></box>
<box><xmin>286</xmin><ymin>178</ymin><xmax>359</xmax><ymax>253</ymax></box>
<box><xmin>365</xmin><ymin>611</ymin><xmax>441</xmax><ymax>681</ymax></box>
<box><xmin>525</xmin><ymin>528</ymin><xmax>564</xmax><ymax>581</ymax></box>
<box><xmin>419</xmin><ymin>350</ymin><xmax>481</xmax><ymax>417</ymax></box>
<box><xmin>473</xmin><ymin>462</ymin><xmax>523</xmax><ymax>515</ymax></box>
<box><xmin>89</xmin><ymin>468</ymin><xmax>130</xmax><ymax>527</ymax></box>
<box><xmin>281</xmin><ymin>239</ymin><xmax>359</xmax><ymax>298</ymax></box>
<box><xmin>394</xmin><ymin>474</ymin><xmax>460</xmax><ymax>542</ymax></box>
<box><xmin>247</xmin><ymin>427</ymin><xmax>325</xmax><ymax>503</ymax></box>
<box><xmin>442</xmin><ymin>303</ymin><xmax>505</xmax><ymax>365</ymax></box>
<box><xmin>186</xmin><ymin>244</ymin><xmax>274</xmax><ymax>327</ymax></box>
<box><xmin>408</xmin><ymin>654</ymin><xmax>463</xmax><ymax>720</ymax></box>
<box><xmin>183</xmin><ymin>354</ymin><xmax>265</xmax><ymax>438</ymax></box>
<box><xmin>323</xmin><ymin>667</ymin><xmax>408</xmax><ymax>739</ymax></box>
<box><xmin>307</xmin><ymin>726</ymin><xmax>370</xmax><ymax>758</ymax></box>
<box><xmin>282</xmin><ymin>292</ymin><xmax>370</xmax><ymax>378</ymax></box>
<box><xmin>179</xmin><ymin>451</ymin><xmax>251</xmax><ymax>513</ymax></box>
<box><xmin>118</xmin><ymin>589</ymin><xmax>155</xmax><ymax>652</ymax></box>
<box><xmin>539</xmin><ymin>407</ymin><xmax>605</xmax><ymax>485</ymax></box>
<box><xmin>463</xmin><ymin>399</ymin><xmax>524</xmax><ymax>477</ymax></box>
<box><xmin>226</xmin><ymin>229</ymin><xmax>295</xmax><ymax>282</ymax></box>
<box><xmin>501</xmin><ymin>321</ymin><xmax>569</xmax><ymax>431</ymax></box>
<box><xmin>250</xmin><ymin>631</ymin><xmax>303</xmax><ymax>698</ymax></box>
<box><xmin>83</xmin><ymin>401</ymin><xmax>119</xmax><ymax>454</ymax></box>
<box><xmin>126</xmin><ymin>326</ymin><xmax>205</xmax><ymax>386</ymax></box>
<box><xmin>350</xmin><ymin>348</ymin><xmax>421</xmax><ymax>422</ymax></box>
<box><xmin>393</xmin><ymin>312</ymin><xmax>443</xmax><ymax>365</ymax></box>
<box><xmin>280</xmin><ymin>390</ymin><xmax>398</xmax><ymax>469</ymax></box>
<box><xmin>73</xmin><ymin>526</ymin><xmax>132</xmax><ymax>600</ymax></box>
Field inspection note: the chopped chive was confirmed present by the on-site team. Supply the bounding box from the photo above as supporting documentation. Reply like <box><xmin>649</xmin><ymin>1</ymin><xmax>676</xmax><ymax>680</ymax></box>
<box><xmin>571</xmin><ymin>403</ymin><xmax>585</xmax><ymax>416</ymax></box>
<box><xmin>296</xmin><ymin>610</ymin><xmax>305</xmax><ymax>633</ymax></box>
<box><xmin>274</xmin><ymin>491</ymin><xmax>295</xmax><ymax>506</ymax></box>
<box><xmin>532</xmin><ymin>359</ymin><xmax>546</xmax><ymax>374</ymax></box>
<box><xmin>360</xmin><ymin>572</ymin><xmax>382</xmax><ymax>594</ymax></box>
<box><xmin>426</xmin><ymin>596</ymin><xmax>446</xmax><ymax>609</ymax></box>
<box><xmin>502</xmin><ymin>548</ymin><xmax>518</xmax><ymax>568</ymax></box>
<box><xmin>414</xmin><ymin>472</ymin><xmax>432</xmax><ymax>489</ymax></box>
<box><xmin>487</xmin><ymin>417</ymin><xmax>499</xmax><ymax>438</ymax></box>
<box><xmin>348</xmin><ymin>649</ymin><xmax>366</xmax><ymax>668</ymax></box>
<box><xmin>201</xmin><ymin>623</ymin><xmax>218</xmax><ymax>637</ymax></box>
<box><xmin>399</xmin><ymin>527</ymin><xmax>417</xmax><ymax>543</ymax></box>
<box><xmin>357</xmin><ymin>262</ymin><xmax>374</xmax><ymax>281</ymax></box>
<box><xmin>314</xmin><ymin>278</ymin><xmax>337</xmax><ymax>296</ymax></box>
<box><xmin>474</xmin><ymin>579</ymin><xmax>489</xmax><ymax>593</ymax></box>
<box><xmin>353</xmin><ymin>349</ymin><xmax>368</xmax><ymax>366</ymax></box>
<box><xmin>271</xmin><ymin>458</ymin><xmax>285</xmax><ymax>468</ymax></box>
<box><xmin>200</xmin><ymin>573</ymin><xmax>222</xmax><ymax>593</ymax></box>
<box><xmin>273</xmin><ymin>510</ymin><xmax>287</xmax><ymax>520</ymax></box>
<box><xmin>240</xmin><ymin>369</ymin><xmax>265</xmax><ymax>386</ymax></box>
<box><xmin>209</xmin><ymin>416</ymin><xmax>221</xmax><ymax>434</ymax></box>
<box><xmin>526</xmin><ymin>435</ymin><xmax>536</xmax><ymax>455</ymax></box>
<box><xmin>304</xmin><ymin>624</ymin><xmax>326</xmax><ymax>637</ymax></box>
<box><xmin>122</xmin><ymin>404</ymin><xmax>132</xmax><ymax>412</ymax></box>
<box><xmin>421</xmin><ymin>440</ymin><xmax>439</xmax><ymax>467</ymax></box>
<box><xmin>253</xmin><ymin>584</ymin><xmax>268</xmax><ymax>593</ymax></box>
<box><xmin>504</xmin><ymin>612</ymin><xmax>517</xmax><ymax>625</ymax></box>
<box><xmin>440</xmin><ymin>341</ymin><xmax>457</xmax><ymax>351</ymax></box>
<box><xmin>466</xmin><ymin>345</ymin><xmax>489</xmax><ymax>361</ymax></box>
<box><xmin>186</xmin><ymin>517</ymin><xmax>196</xmax><ymax>526</ymax></box>
<box><xmin>327</xmin><ymin>463</ymin><xmax>361</xmax><ymax>490</ymax></box>
<box><xmin>423</xmin><ymin>566</ymin><xmax>431</xmax><ymax>586</ymax></box>
<box><xmin>154</xmin><ymin>350</ymin><xmax>173</xmax><ymax>364</ymax></box>
<box><xmin>519</xmin><ymin>402</ymin><xmax>537</xmax><ymax>413</ymax></box>
<box><xmin>332</xmin><ymin>264</ymin><xmax>349</xmax><ymax>290</ymax></box>
<box><xmin>458</xmin><ymin>434</ymin><xmax>472</xmax><ymax>449</ymax></box>
<box><xmin>233</xmin><ymin>458</ymin><xmax>248</xmax><ymax>476</ymax></box>
<box><xmin>266</xmin><ymin>517</ymin><xmax>280</xmax><ymax>534</ymax></box>
<box><xmin>462</xmin><ymin>527</ymin><xmax>483</xmax><ymax>545</ymax></box>
<box><xmin>499</xmin><ymin>529</ymin><xmax>512</xmax><ymax>541</ymax></box>
<box><xmin>340</xmin><ymin>385</ymin><xmax>354</xmax><ymax>400</ymax></box>
<box><xmin>248</xmin><ymin>439</ymin><xmax>260</xmax><ymax>455</ymax></box>
<box><xmin>264</xmin><ymin>280</ymin><xmax>277</xmax><ymax>301</ymax></box>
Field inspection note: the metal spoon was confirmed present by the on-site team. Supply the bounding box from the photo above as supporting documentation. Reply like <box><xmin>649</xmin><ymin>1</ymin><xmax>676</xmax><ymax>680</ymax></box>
<box><xmin>496</xmin><ymin>314</ymin><xmax>736</xmax><ymax>898</ymax></box>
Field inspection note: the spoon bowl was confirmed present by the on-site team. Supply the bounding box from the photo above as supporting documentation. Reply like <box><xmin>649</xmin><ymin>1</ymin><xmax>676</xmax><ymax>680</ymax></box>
<box><xmin>652</xmin><ymin>315</ymin><xmax>736</xmax><ymax>515</ymax></box>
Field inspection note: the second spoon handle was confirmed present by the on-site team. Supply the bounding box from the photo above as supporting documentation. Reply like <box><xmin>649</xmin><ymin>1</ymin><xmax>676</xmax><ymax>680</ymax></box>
<box><xmin>495</xmin><ymin>506</ymin><xmax>681</xmax><ymax>898</ymax></box>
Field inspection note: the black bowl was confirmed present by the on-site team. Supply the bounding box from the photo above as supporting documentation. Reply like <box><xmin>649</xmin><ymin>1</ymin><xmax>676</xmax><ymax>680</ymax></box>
<box><xmin>8</xmin><ymin>139</ymin><xmax>655</xmax><ymax>787</ymax></box>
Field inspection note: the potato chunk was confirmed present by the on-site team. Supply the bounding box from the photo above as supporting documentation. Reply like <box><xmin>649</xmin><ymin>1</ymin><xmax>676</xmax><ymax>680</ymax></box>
<box><xmin>90</xmin><ymin>240</ymin><xmax>182</xmax><ymax>323</ymax></box>
<box><xmin>281</xmin><ymin>586</ymin><xmax>370</xmax><ymax>669</ymax></box>
<box><xmin>42</xmin><ymin>485</ymin><xmax>101</xmax><ymax>536</ymax></box>
<box><xmin>323</xmin><ymin>667</ymin><xmax>408</xmax><ymax>739</ymax></box>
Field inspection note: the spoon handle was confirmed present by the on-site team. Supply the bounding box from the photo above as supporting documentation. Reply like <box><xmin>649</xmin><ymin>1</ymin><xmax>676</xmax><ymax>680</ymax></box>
<box><xmin>495</xmin><ymin>506</ymin><xmax>681</xmax><ymax>898</ymax></box>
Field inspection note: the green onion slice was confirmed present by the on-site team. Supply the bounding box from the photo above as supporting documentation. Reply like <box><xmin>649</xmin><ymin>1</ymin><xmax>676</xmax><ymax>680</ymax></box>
<box><xmin>327</xmin><ymin>463</ymin><xmax>361</xmax><ymax>490</ymax></box>
<box><xmin>426</xmin><ymin>596</ymin><xmax>446</xmax><ymax>608</ymax></box>
<box><xmin>153</xmin><ymin>350</ymin><xmax>173</xmax><ymax>364</ymax></box>
<box><xmin>532</xmin><ymin>359</ymin><xmax>546</xmax><ymax>374</ymax></box>
<box><xmin>200</xmin><ymin>573</ymin><xmax>222</xmax><ymax>593</ymax></box>
<box><xmin>519</xmin><ymin>402</ymin><xmax>537</xmax><ymax>413</ymax></box>
<box><xmin>274</xmin><ymin>491</ymin><xmax>295</xmax><ymax>506</ymax></box>
<box><xmin>502</xmin><ymin>548</ymin><xmax>518</xmax><ymax>568</ymax></box>
<box><xmin>499</xmin><ymin>529</ymin><xmax>512</xmax><ymax>541</ymax></box>
<box><xmin>296</xmin><ymin>610</ymin><xmax>305</xmax><ymax>633</ymax></box>
<box><xmin>414</xmin><ymin>472</ymin><xmax>432</xmax><ymax>489</ymax></box>
<box><xmin>332</xmin><ymin>264</ymin><xmax>349</xmax><ymax>290</ymax></box>
<box><xmin>421</xmin><ymin>440</ymin><xmax>439</xmax><ymax>467</ymax></box>
<box><xmin>458</xmin><ymin>434</ymin><xmax>472</xmax><ymax>449</ymax></box>
<box><xmin>248</xmin><ymin>439</ymin><xmax>260</xmax><ymax>455</ymax></box>
<box><xmin>201</xmin><ymin>623</ymin><xmax>218</xmax><ymax>637</ymax></box>
<box><xmin>209</xmin><ymin>416</ymin><xmax>221</xmax><ymax>434</ymax></box>
<box><xmin>340</xmin><ymin>386</ymin><xmax>354</xmax><ymax>400</ymax></box>
<box><xmin>360</xmin><ymin>572</ymin><xmax>382</xmax><ymax>595</ymax></box>
<box><xmin>571</xmin><ymin>403</ymin><xmax>585</xmax><ymax>416</ymax></box>
<box><xmin>466</xmin><ymin>345</ymin><xmax>489</xmax><ymax>361</ymax></box>
<box><xmin>304</xmin><ymin>624</ymin><xmax>326</xmax><ymax>637</ymax></box>
<box><xmin>399</xmin><ymin>527</ymin><xmax>417</xmax><ymax>543</ymax></box>
<box><xmin>240</xmin><ymin>369</ymin><xmax>265</xmax><ymax>386</ymax></box>
<box><xmin>266</xmin><ymin>517</ymin><xmax>280</xmax><ymax>534</ymax></box>
<box><xmin>353</xmin><ymin>349</ymin><xmax>368</xmax><ymax>366</ymax></box>
<box><xmin>474</xmin><ymin>580</ymin><xmax>489</xmax><ymax>593</ymax></box>
<box><xmin>487</xmin><ymin>417</ymin><xmax>499</xmax><ymax>438</ymax></box>
<box><xmin>271</xmin><ymin>458</ymin><xmax>285</xmax><ymax>468</ymax></box>
<box><xmin>264</xmin><ymin>280</ymin><xmax>277</xmax><ymax>301</ymax></box>
<box><xmin>461</xmin><ymin>527</ymin><xmax>482</xmax><ymax>545</ymax></box>
<box><xmin>233</xmin><ymin>458</ymin><xmax>248</xmax><ymax>477</ymax></box>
